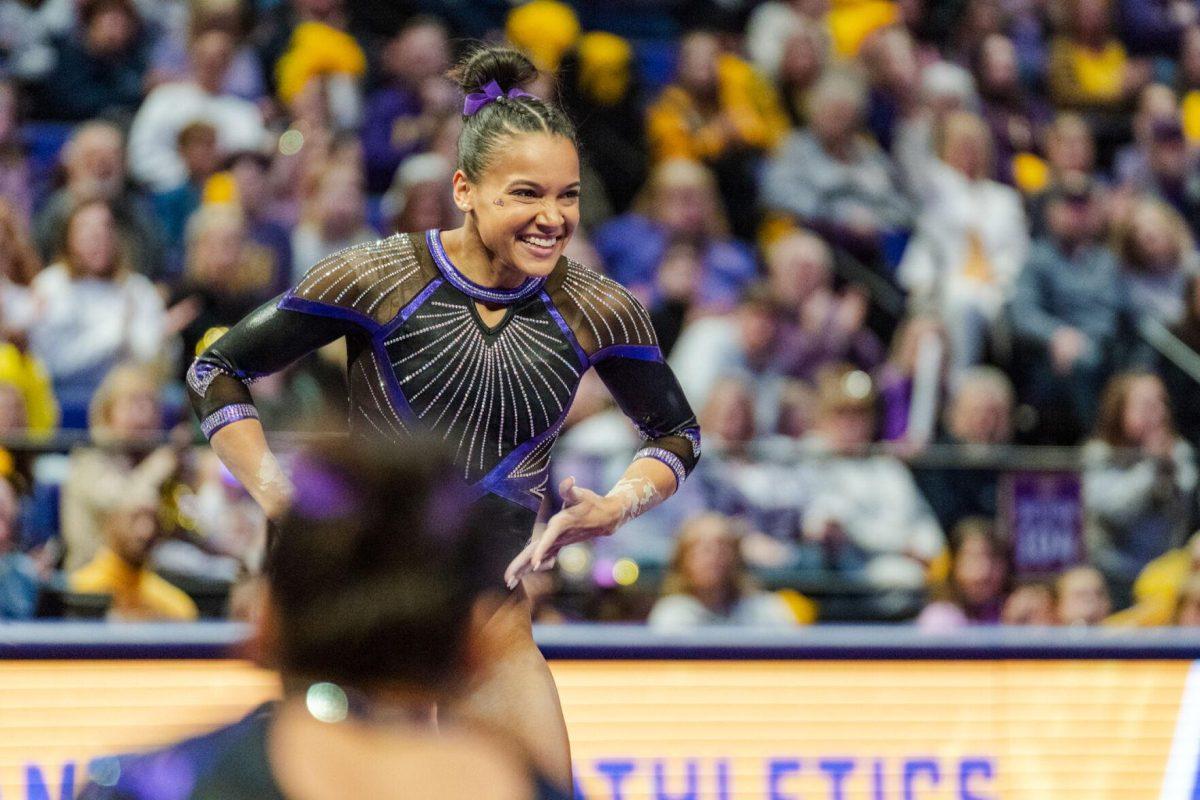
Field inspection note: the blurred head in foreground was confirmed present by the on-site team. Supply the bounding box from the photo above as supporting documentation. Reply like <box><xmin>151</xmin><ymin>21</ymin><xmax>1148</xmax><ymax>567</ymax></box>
<box><xmin>1055</xmin><ymin>565</ymin><xmax>1111</xmax><ymax>626</ymax></box>
<box><xmin>263</xmin><ymin>438</ymin><xmax>500</xmax><ymax>696</ymax></box>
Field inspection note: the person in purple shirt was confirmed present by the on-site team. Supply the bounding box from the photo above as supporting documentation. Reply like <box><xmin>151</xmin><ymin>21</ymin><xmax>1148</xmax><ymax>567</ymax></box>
<box><xmin>360</xmin><ymin>16</ymin><xmax>458</xmax><ymax>193</ymax></box>
<box><xmin>593</xmin><ymin>158</ymin><xmax>758</xmax><ymax>315</ymax></box>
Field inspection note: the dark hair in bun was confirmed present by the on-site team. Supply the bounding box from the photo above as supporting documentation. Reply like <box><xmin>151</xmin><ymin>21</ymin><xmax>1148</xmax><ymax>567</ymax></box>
<box><xmin>448</xmin><ymin>45</ymin><xmax>577</xmax><ymax>182</ymax></box>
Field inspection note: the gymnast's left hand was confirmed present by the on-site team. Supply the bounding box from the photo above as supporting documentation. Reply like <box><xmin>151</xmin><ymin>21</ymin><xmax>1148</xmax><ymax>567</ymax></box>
<box><xmin>504</xmin><ymin>476</ymin><xmax>621</xmax><ymax>589</ymax></box>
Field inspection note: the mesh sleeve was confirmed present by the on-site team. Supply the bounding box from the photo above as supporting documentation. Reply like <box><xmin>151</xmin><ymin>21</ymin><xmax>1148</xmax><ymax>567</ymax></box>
<box><xmin>187</xmin><ymin>298</ymin><xmax>356</xmax><ymax>439</ymax></box>
<box><xmin>592</xmin><ymin>353</ymin><xmax>701</xmax><ymax>489</ymax></box>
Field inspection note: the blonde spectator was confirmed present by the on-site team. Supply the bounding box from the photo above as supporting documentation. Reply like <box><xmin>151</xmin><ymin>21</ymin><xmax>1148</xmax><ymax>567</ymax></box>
<box><xmin>69</xmin><ymin>490</ymin><xmax>198</xmax><ymax>622</ymax></box>
<box><xmin>594</xmin><ymin>159</ymin><xmax>757</xmax><ymax>315</ymax></box>
<box><xmin>648</xmin><ymin>513</ymin><xmax>798</xmax><ymax>629</ymax></box>
<box><xmin>29</xmin><ymin>199</ymin><xmax>167</xmax><ymax>425</ymax></box>
<box><xmin>61</xmin><ymin>364</ymin><xmax>179</xmax><ymax>571</ymax></box>
<box><xmin>1055</xmin><ymin>565</ymin><xmax>1112</xmax><ymax>625</ymax></box>
<box><xmin>1112</xmin><ymin>197</ymin><xmax>1197</xmax><ymax>325</ymax></box>
<box><xmin>899</xmin><ymin>111</ymin><xmax>1030</xmax><ymax>376</ymax></box>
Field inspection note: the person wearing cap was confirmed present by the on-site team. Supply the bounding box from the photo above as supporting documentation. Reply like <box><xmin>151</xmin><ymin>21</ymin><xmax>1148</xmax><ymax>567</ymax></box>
<box><xmin>799</xmin><ymin>364</ymin><xmax>945</xmax><ymax>590</ymax></box>
<box><xmin>1010</xmin><ymin>175</ymin><xmax>1132</xmax><ymax>441</ymax></box>
<box><xmin>68</xmin><ymin>488</ymin><xmax>199</xmax><ymax>622</ymax></box>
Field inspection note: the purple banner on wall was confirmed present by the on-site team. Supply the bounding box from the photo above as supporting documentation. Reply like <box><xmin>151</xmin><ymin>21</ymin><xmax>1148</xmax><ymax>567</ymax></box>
<box><xmin>1001</xmin><ymin>471</ymin><xmax>1085</xmax><ymax>576</ymax></box>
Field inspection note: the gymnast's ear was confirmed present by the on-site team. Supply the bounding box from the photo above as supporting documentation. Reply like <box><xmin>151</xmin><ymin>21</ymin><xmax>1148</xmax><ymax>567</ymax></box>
<box><xmin>452</xmin><ymin>169</ymin><xmax>474</xmax><ymax>214</ymax></box>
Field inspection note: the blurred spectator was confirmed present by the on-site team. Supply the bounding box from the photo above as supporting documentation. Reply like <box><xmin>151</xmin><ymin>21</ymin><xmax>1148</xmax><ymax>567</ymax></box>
<box><xmin>558</xmin><ymin>31</ymin><xmax>650</xmax><ymax>214</ymax></box>
<box><xmin>1010</xmin><ymin>177</ymin><xmax>1128</xmax><ymax>439</ymax></box>
<box><xmin>27</xmin><ymin>0</ymin><xmax>149</xmax><ymax>122</ymax></box>
<box><xmin>61</xmin><ymin>364</ymin><xmax>176</xmax><ymax>571</ymax></box>
<box><xmin>29</xmin><ymin>200</ymin><xmax>167</xmax><ymax>423</ymax></box>
<box><xmin>1175</xmin><ymin>572</ymin><xmax>1200</xmax><ymax>625</ymax></box>
<box><xmin>594</xmin><ymin>159</ymin><xmax>756</xmax><ymax>315</ymax></box>
<box><xmin>774</xmin><ymin>17</ymin><xmax>830</xmax><ymax>128</ymax></box>
<box><xmin>899</xmin><ymin>110</ymin><xmax>1030</xmax><ymax>375</ymax></box>
<box><xmin>68</xmin><ymin>488</ymin><xmax>198</xmax><ymax>621</ymax></box>
<box><xmin>647</xmin><ymin>513</ymin><xmax>797</xmax><ymax>628</ymax></box>
<box><xmin>745</xmin><ymin>0</ymin><xmax>828</xmax><ymax>83</ymax></box>
<box><xmin>254</xmin><ymin>0</ymin><xmax>351</xmax><ymax>97</ymax></box>
<box><xmin>360</xmin><ymin>15</ymin><xmax>454</xmax><ymax>193</ymax></box>
<box><xmin>892</xmin><ymin>61</ymin><xmax>980</xmax><ymax>199</ymax></box>
<box><xmin>875</xmin><ymin>314</ymin><xmax>950</xmax><ymax>445</ymax></box>
<box><xmin>766</xmin><ymin>230</ymin><xmax>884</xmax><ymax>380</ymax></box>
<box><xmin>800</xmin><ymin>364</ymin><xmax>945</xmax><ymax>589</ymax></box>
<box><xmin>170</xmin><ymin>204</ymin><xmax>278</xmax><ymax>378</ymax></box>
<box><xmin>1001</xmin><ymin>580</ymin><xmax>1058</xmax><ymax>624</ymax></box>
<box><xmin>1054</xmin><ymin>564</ymin><xmax>1112</xmax><ymax>624</ymax></box>
<box><xmin>1121</xmin><ymin>115</ymin><xmax>1200</xmax><ymax>237</ymax></box>
<box><xmin>0</xmin><ymin>198</ymin><xmax>41</xmax><ymax>337</ymax></box>
<box><xmin>916</xmin><ymin>517</ymin><xmax>1011</xmax><ymax>630</ymax></box>
<box><xmin>647</xmin><ymin>30</ymin><xmax>789</xmax><ymax>239</ymax></box>
<box><xmin>1048</xmin><ymin>0</ymin><xmax>1151</xmax><ymax>113</ymax></box>
<box><xmin>1026</xmin><ymin>113</ymin><xmax>1100</xmax><ymax>236</ymax></box>
<box><xmin>0</xmin><ymin>476</ymin><xmax>37</xmax><ymax>619</ymax></box>
<box><xmin>381</xmin><ymin>152</ymin><xmax>458</xmax><ymax>236</ymax></box>
<box><xmin>152</xmin><ymin>120</ymin><xmax>221</xmax><ymax>266</ymax></box>
<box><xmin>1113</xmin><ymin>83</ymin><xmax>1181</xmax><ymax>189</ymax></box>
<box><xmin>1179</xmin><ymin>26</ymin><xmax>1200</xmax><ymax>137</ymax></box>
<box><xmin>223</xmin><ymin>149</ymin><xmax>293</xmax><ymax>291</ymax></box>
<box><xmin>0</xmin><ymin>0</ymin><xmax>75</xmax><ymax>81</ymax></box>
<box><xmin>144</xmin><ymin>3</ymin><xmax>266</xmax><ymax>102</ymax></box>
<box><xmin>34</xmin><ymin>121</ymin><xmax>165</xmax><ymax>279</ymax></box>
<box><xmin>763</xmin><ymin>70</ymin><xmax>913</xmax><ymax>262</ymax></box>
<box><xmin>0</xmin><ymin>80</ymin><xmax>33</xmax><ymax>225</ymax></box>
<box><xmin>1112</xmin><ymin>196</ymin><xmax>1196</xmax><ymax>326</ymax></box>
<box><xmin>971</xmin><ymin>33</ymin><xmax>1053</xmax><ymax>189</ymax></box>
<box><xmin>643</xmin><ymin>239</ymin><xmax>702</xmax><ymax>356</ymax></box>
<box><xmin>1108</xmin><ymin>530</ymin><xmax>1200</xmax><ymax>625</ymax></box>
<box><xmin>290</xmin><ymin>163</ymin><xmax>375</xmax><ymax>280</ymax></box>
<box><xmin>915</xmin><ymin>367</ymin><xmax>1015</xmax><ymax>531</ymax></box>
<box><xmin>670</xmin><ymin>283</ymin><xmax>790</xmax><ymax>432</ymax></box>
<box><xmin>274</xmin><ymin>18</ymin><xmax>366</xmax><ymax>132</ymax></box>
<box><xmin>127</xmin><ymin>27</ymin><xmax>268</xmax><ymax>193</ymax></box>
<box><xmin>1114</xmin><ymin>0</ymin><xmax>1198</xmax><ymax>57</ymax></box>
<box><xmin>860</xmin><ymin>26</ymin><xmax>921</xmax><ymax>152</ymax></box>
<box><xmin>1083</xmin><ymin>371</ymin><xmax>1197</xmax><ymax>603</ymax></box>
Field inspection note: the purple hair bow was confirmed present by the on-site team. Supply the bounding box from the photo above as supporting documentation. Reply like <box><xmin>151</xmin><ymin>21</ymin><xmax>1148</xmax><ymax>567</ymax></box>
<box><xmin>463</xmin><ymin>80</ymin><xmax>536</xmax><ymax>116</ymax></box>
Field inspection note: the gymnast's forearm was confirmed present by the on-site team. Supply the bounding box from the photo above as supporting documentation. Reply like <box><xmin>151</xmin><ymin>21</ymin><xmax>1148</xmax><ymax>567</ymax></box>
<box><xmin>210</xmin><ymin>419</ymin><xmax>293</xmax><ymax>521</ymax></box>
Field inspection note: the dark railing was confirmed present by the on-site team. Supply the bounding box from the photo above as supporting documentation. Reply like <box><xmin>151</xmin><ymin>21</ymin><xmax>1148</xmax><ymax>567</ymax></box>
<box><xmin>4</xmin><ymin>622</ymin><xmax>1200</xmax><ymax>661</ymax></box>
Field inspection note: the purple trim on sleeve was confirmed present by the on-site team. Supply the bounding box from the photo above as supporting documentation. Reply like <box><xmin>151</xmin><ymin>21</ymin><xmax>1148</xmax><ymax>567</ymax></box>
<box><xmin>590</xmin><ymin>344</ymin><xmax>664</xmax><ymax>363</ymax></box>
<box><xmin>634</xmin><ymin>446</ymin><xmax>688</xmax><ymax>490</ymax></box>
<box><xmin>682</xmin><ymin>426</ymin><xmax>702</xmax><ymax>459</ymax></box>
<box><xmin>277</xmin><ymin>292</ymin><xmax>383</xmax><ymax>333</ymax></box>
<box><xmin>539</xmin><ymin>290</ymin><xmax>589</xmax><ymax>369</ymax></box>
<box><xmin>386</xmin><ymin>277</ymin><xmax>444</xmax><ymax>331</ymax></box>
<box><xmin>426</xmin><ymin>229</ymin><xmax>545</xmax><ymax>305</ymax></box>
<box><xmin>200</xmin><ymin>404</ymin><xmax>260</xmax><ymax>439</ymax></box>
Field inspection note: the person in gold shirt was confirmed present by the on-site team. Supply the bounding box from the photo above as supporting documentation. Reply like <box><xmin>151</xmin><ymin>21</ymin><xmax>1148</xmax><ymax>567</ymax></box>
<box><xmin>69</xmin><ymin>491</ymin><xmax>198</xmax><ymax>622</ymax></box>
<box><xmin>647</xmin><ymin>30</ymin><xmax>789</xmax><ymax>239</ymax></box>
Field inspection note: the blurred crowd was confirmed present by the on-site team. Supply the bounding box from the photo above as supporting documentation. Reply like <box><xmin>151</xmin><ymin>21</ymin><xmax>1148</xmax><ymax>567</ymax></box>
<box><xmin>4</xmin><ymin>0</ymin><xmax>1200</xmax><ymax>630</ymax></box>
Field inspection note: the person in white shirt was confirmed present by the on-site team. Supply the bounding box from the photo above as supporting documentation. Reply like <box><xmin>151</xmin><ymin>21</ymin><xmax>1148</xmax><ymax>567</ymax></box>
<box><xmin>127</xmin><ymin>27</ymin><xmax>268</xmax><ymax>193</ymax></box>
<box><xmin>801</xmin><ymin>364</ymin><xmax>945</xmax><ymax>589</ymax></box>
<box><xmin>648</xmin><ymin>512</ymin><xmax>797</xmax><ymax>629</ymax></box>
<box><xmin>898</xmin><ymin>110</ymin><xmax>1029</xmax><ymax>377</ymax></box>
<box><xmin>29</xmin><ymin>199</ymin><xmax>165</xmax><ymax>424</ymax></box>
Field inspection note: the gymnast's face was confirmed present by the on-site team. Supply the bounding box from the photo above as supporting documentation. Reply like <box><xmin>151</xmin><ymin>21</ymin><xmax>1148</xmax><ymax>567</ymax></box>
<box><xmin>455</xmin><ymin>131</ymin><xmax>580</xmax><ymax>280</ymax></box>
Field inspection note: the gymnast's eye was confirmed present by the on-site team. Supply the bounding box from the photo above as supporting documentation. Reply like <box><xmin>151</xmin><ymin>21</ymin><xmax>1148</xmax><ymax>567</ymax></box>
<box><xmin>511</xmin><ymin>189</ymin><xmax>537</xmax><ymax>198</ymax></box>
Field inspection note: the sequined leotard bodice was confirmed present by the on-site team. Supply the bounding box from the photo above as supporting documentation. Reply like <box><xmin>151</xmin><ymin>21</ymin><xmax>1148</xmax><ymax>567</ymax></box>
<box><xmin>188</xmin><ymin>231</ymin><xmax>700</xmax><ymax>556</ymax></box>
